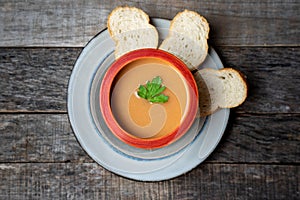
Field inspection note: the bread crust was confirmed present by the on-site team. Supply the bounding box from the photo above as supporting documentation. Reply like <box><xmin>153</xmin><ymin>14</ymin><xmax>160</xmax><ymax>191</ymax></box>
<box><xmin>107</xmin><ymin>6</ymin><xmax>150</xmax><ymax>37</ymax></box>
<box><xmin>219</xmin><ymin>68</ymin><xmax>248</xmax><ymax>108</ymax></box>
<box><xmin>169</xmin><ymin>10</ymin><xmax>210</xmax><ymax>40</ymax></box>
<box><xmin>195</xmin><ymin>68</ymin><xmax>248</xmax><ymax>117</ymax></box>
<box><xmin>107</xmin><ymin>6</ymin><xmax>158</xmax><ymax>59</ymax></box>
<box><xmin>159</xmin><ymin>9</ymin><xmax>210</xmax><ymax>69</ymax></box>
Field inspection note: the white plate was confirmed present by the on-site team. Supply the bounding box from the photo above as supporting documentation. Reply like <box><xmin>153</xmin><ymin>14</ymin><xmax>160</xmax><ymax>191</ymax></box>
<box><xmin>68</xmin><ymin>18</ymin><xmax>229</xmax><ymax>181</ymax></box>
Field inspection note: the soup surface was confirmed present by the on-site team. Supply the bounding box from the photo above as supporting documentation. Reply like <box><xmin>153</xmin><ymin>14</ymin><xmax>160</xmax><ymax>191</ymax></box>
<box><xmin>110</xmin><ymin>58</ymin><xmax>189</xmax><ymax>138</ymax></box>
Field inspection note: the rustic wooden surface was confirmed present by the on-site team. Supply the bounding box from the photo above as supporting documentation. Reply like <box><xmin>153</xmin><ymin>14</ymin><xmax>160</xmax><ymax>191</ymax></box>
<box><xmin>0</xmin><ymin>0</ymin><xmax>299</xmax><ymax>199</ymax></box>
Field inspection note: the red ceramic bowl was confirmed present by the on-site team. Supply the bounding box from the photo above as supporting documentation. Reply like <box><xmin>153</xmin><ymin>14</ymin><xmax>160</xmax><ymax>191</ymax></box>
<box><xmin>100</xmin><ymin>49</ymin><xmax>198</xmax><ymax>149</ymax></box>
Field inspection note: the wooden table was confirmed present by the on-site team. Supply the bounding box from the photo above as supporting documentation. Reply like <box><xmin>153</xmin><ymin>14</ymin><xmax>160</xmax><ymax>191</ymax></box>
<box><xmin>1</xmin><ymin>1</ymin><xmax>299</xmax><ymax>199</ymax></box>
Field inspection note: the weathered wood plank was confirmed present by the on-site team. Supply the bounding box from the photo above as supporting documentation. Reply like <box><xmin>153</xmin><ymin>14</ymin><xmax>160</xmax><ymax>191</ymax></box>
<box><xmin>0</xmin><ymin>48</ymin><xmax>81</xmax><ymax>112</ymax></box>
<box><xmin>0</xmin><ymin>114</ymin><xmax>299</xmax><ymax>163</ymax></box>
<box><xmin>211</xmin><ymin>113</ymin><xmax>300</xmax><ymax>164</ymax></box>
<box><xmin>218</xmin><ymin>47</ymin><xmax>300</xmax><ymax>114</ymax></box>
<box><xmin>1</xmin><ymin>1</ymin><xmax>298</xmax><ymax>198</ymax></box>
<box><xmin>0</xmin><ymin>114</ymin><xmax>92</xmax><ymax>163</ymax></box>
<box><xmin>1</xmin><ymin>47</ymin><xmax>299</xmax><ymax>113</ymax></box>
<box><xmin>0</xmin><ymin>0</ymin><xmax>299</xmax><ymax>46</ymax></box>
<box><xmin>0</xmin><ymin>163</ymin><xmax>298</xmax><ymax>199</ymax></box>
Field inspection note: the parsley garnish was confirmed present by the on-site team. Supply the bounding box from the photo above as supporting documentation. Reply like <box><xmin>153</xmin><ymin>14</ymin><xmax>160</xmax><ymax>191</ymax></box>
<box><xmin>137</xmin><ymin>76</ymin><xmax>169</xmax><ymax>103</ymax></box>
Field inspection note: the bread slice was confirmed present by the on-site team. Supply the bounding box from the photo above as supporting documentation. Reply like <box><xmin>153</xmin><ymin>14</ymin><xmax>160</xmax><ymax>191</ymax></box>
<box><xmin>159</xmin><ymin>10</ymin><xmax>209</xmax><ymax>70</ymax></box>
<box><xmin>194</xmin><ymin>68</ymin><xmax>247</xmax><ymax>117</ymax></box>
<box><xmin>107</xmin><ymin>6</ymin><xmax>159</xmax><ymax>59</ymax></box>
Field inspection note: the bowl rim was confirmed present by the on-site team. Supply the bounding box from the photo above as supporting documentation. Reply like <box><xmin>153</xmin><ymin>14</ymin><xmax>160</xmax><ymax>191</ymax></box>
<box><xmin>99</xmin><ymin>48</ymin><xmax>199</xmax><ymax>149</ymax></box>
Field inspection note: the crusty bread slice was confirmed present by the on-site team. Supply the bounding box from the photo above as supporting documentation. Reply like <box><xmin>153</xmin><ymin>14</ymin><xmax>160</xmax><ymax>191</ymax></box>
<box><xmin>194</xmin><ymin>68</ymin><xmax>247</xmax><ymax>117</ymax></box>
<box><xmin>159</xmin><ymin>10</ymin><xmax>209</xmax><ymax>70</ymax></box>
<box><xmin>107</xmin><ymin>6</ymin><xmax>159</xmax><ymax>59</ymax></box>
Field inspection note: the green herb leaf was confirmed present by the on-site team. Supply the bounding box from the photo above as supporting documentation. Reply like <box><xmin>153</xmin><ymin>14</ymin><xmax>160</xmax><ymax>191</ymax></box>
<box><xmin>150</xmin><ymin>94</ymin><xmax>169</xmax><ymax>103</ymax></box>
<box><xmin>151</xmin><ymin>85</ymin><xmax>166</xmax><ymax>97</ymax></box>
<box><xmin>137</xmin><ymin>76</ymin><xmax>169</xmax><ymax>103</ymax></box>
<box><xmin>137</xmin><ymin>85</ymin><xmax>147</xmax><ymax>99</ymax></box>
<box><xmin>151</xmin><ymin>76</ymin><xmax>162</xmax><ymax>85</ymax></box>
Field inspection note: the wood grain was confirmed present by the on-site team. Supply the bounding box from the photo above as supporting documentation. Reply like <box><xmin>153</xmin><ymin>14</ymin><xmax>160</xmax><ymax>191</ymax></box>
<box><xmin>0</xmin><ymin>1</ymin><xmax>299</xmax><ymax>198</ymax></box>
<box><xmin>211</xmin><ymin>113</ymin><xmax>300</xmax><ymax>164</ymax></box>
<box><xmin>1</xmin><ymin>114</ymin><xmax>299</xmax><ymax>164</ymax></box>
<box><xmin>0</xmin><ymin>0</ymin><xmax>299</xmax><ymax>46</ymax></box>
<box><xmin>0</xmin><ymin>48</ymin><xmax>81</xmax><ymax>112</ymax></box>
<box><xmin>1</xmin><ymin>47</ymin><xmax>299</xmax><ymax>113</ymax></box>
<box><xmin>218</xmin><ymin>47</ymin><xmax>300</xmax><ymax>114</ymax></box>
<box><xmin>0</xmin><ymin>163</ymin><xmax>298</xmax><ymax>199</ymax></box>
<box><xmin>0</xmin><ymin>114</ymin><xmax>92</xmax><ymax>163</ymax></box>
